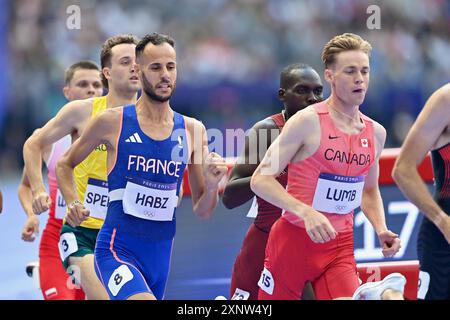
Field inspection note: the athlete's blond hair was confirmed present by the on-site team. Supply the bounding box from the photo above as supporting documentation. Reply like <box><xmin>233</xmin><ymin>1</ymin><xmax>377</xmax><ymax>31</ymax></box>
<box><xmin>321</xmin><ymin>33</ymin><xmax>372</xmax><ymax>68</ymax></box>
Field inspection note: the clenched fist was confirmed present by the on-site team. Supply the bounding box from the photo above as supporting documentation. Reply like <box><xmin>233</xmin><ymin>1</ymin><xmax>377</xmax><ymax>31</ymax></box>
<box><xmin>204</xmin><ymin>152</ymin><xmax>228</xmax><ymax>189</ymax></box>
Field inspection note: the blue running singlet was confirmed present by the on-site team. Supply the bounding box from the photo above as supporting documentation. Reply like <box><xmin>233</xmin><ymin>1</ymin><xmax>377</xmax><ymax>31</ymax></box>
<box><xmin>94</xmin><ymin>105</ymin><xmax>188</xmax><ymax>300</ymax></box>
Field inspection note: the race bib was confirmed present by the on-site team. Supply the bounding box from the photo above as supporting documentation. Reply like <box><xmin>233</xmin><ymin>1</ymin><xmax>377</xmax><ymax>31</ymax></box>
<box><xmin>417</xmin><ymin>271</ymin><xmax>430</xmax><ymax>299</ymax></box>
<box><xmin>55</xmin><ymin>188</ymin><xmax>67</xmax><ymax>220</ymax></box>
<box><xmin>122</xmin><ymin>177</ymin><xmax>178</xmax><ymax>221</ymax></box>
<box><xmin>108</xmin><ymin>265</ymin><xmax>134</xmax><ymax>297</ymax></box>
<box><xmin>84</xmin><ymin>178</ymin><xmax>109</xmax><ymax>220</ymax></box>
<box><xmin>258</xmin><ymin>267</ymin><xmax>274</xmax><ymax>295</ymax></box>
<box><xmin>312</xmin><ymin>173</ymin><xmax>365</xmax><ymax>214</ymax></box>
<box><xmin>231</xmin><ymin>288</ymin><xmax>250</xmax><ymax>300</ymax></box>
<box><xmin>59</xmin><ymin>232</ymin><xmax>78</xmax><ymax>262</ymax></box>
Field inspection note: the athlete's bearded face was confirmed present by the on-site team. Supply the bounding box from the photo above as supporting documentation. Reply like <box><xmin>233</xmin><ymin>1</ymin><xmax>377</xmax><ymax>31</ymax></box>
<box><xmin>137</xmin><ymin>42</ymin><xmax>177</xmax><ymax>103</ymax></box>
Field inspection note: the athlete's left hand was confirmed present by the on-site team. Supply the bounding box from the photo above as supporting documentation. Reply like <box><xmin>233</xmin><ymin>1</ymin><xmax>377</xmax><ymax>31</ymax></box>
<box><xmin>204</xmin><ymin>152</ymin><xmax>228</xmax><ymax>189</ymax></box>
<box><xmin>377</xmin><ymin>230</ymin><xmax>401</xmax><ymax>258</ymax></box>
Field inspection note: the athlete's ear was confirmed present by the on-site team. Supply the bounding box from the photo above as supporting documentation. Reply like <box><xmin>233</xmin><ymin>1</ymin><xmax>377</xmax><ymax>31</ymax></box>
<box><xmin>102</xmin><ymin>67</ymin><xmax>111</xmax><ymax>83</ymax></box>
<box><xmin>324</xmin><ymin>68</ymin><xmax>334</xmax><ymax>83</ymax></box>
<box><xmin>63</xmin><ymin>86</ymin><xmax>70</xmax><ymax>100</ymax></box>
<box><xmin>278</xmin><ymin>88</ymin><xmax>286</xmax><ymax>101</ymax></box>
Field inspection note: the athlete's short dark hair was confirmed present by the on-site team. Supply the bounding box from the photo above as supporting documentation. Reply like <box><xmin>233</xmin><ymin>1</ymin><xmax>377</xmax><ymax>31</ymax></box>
<box><xmin>136</xmin><ymin>33</ymin><xmax>175</xmax><ymax>61</ymax></box>
<box><xmin>100</xmin><ymin>34</ymin><xmax>139</xmax><ymax>88</ymax></box>
<box><xmin>64</xmin><ymin>60</ymin><xmax>100</xmax><ymax>85</ymax></box>
<box><xmin>280</xmin><ymin>63</ymin><xmax>314</xmax><ymax>88</ymax></box>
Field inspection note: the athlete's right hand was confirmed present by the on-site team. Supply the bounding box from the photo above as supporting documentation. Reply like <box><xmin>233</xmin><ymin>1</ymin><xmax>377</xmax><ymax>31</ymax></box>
<box><xmin>66</xmin><ymin>200</ymin><xmax>90</xmax><ymax>227</ymax></box>
<box><xmin>302</xmin><ymin>208</ymin><xmax>338</xmax><ymax>243</ymax></box>
<box><xmin>32</xmin><ymin>191</ymin><xmax>51</xmax><ymax>215</ymax></box>
<box><xmin>21</xmin><ymin>215</ymin><xmax>40</xmax><ymax>242</ymax></box>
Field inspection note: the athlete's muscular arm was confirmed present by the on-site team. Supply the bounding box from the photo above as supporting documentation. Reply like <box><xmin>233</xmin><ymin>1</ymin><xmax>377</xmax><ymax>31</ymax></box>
<box><xmin>56</xmin><ymin>108</ymin><xmax>119</xmax><ymax>227</ymax></box>
<box><xmin>23</xmin><ymin>99</ymin><xmax>92</xmax><ymax>215</ymax></box>
<box><xmin>251</xmin><ymin>110</ymin><xmax>337</xmax><ymax>243</ymax></box>
<box><xmin>361</xmin><ymin>122</ymin><xmax>400</xmax><ymax>258</ymax></box>
<box><xmin>222</xmin><ymin>119</ymin><xmax>279</xmax><ymax>209</ymax></box>
<box><xmin>186</xmin><ymin>118</ymin><xmax>228</xmax><ymax>219</ymax></box>
<box><xmin>18</xmin><ymin>170</ymin><xmax>34</xmax><ymax>217</ymax></box>
<box><xmin>18</xmin><ymin>171</ymin><xmax>39</xmax><ymax>242</ymax></box>
<box><xmin>19</xmin><ymin>141</ymin><xmax>52</xmax><ymax>241</ymax></box>
<box><xmin>393</xmin><ymin>84</ymin><xmax>450</xmax><ymax>244</ymax></box>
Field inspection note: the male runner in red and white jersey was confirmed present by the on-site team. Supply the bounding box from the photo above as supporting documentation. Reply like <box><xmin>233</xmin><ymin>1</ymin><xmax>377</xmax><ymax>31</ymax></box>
<box><xmin>251</xmin><ymin>33</ymin><xmax>401</xmax><ymax>300</ymax></box>
<box><xmin>222</xmin><ymin>63</ymin><xmax>323</xmax><ymax>300</ymax></box>
<box><xmin>19</xmin><ymin>61</ymin><xmax>103</xmax><ymax>300</ymax></box>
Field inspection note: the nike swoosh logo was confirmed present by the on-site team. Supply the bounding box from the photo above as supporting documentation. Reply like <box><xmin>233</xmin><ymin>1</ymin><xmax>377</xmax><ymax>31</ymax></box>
<box><xmin>328</xmin><ymin>135</ymin><xmax>340</xmax><ymax>139</ymax></box>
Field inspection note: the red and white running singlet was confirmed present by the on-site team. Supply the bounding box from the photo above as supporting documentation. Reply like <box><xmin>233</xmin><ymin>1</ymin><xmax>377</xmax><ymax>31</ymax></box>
<box><xmin>283</xmin><ymin>101</ymin><xmax>376</xmax><ymax>232</ymax></box>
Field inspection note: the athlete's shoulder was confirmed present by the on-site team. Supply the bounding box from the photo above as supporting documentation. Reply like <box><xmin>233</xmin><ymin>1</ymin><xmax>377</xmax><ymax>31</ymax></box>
<box><xmin>67</xmin><ymin>97</ymin><xmax>95</xmax><ymax>109</ymax></box>
<box><xmin>367</xmin><ymin>117</ymin><xmax>386</xmax><ymax>146</ymax></box>
<box><xmin>253</xmin><ymin>116</ymin><xmax>279</xmax><ymax>131</ymax></box>
<box><xmin>429</xmin><ymin>83</ymin><xmax>450</xmax><ymax>109</ymax></box>
<box><xmin>274</xmin><ymin>106</ymin><xmax>318</xmax><ymax>144</ymax></box>
<box><xmin>81</xmin><ymin>107</ymin><xmax>122</xmax><ymax>142</ymax></box>
<box><xmin>288</xmin><ymin>105</ymin><xmax>318</xmax><ymax>127</ymax></box>
<box><xmin>96</xmin><ymin>105</ymin><xmax>123</xmax><ymax>121</ymax></box>
<box><xmin>369</xmin><ymin>117</ymin><xmax>385</xmax><ymax>131</ymax></box>
<box><xmin>183</xmin><ymin>115</ymin><xmax>205</xmax><ymax>132</ymax></box>
<box><xmin>436</xmin><ymin>82</ymin><xmax>450</xmax><ymax>98</ymax></box>
<box><xmin>361</xmin><ymin>113</ymin><xmax>386</xmax><ymax>137</ymax></box>
<box><xmin>59</xmin><ymin>97</ymin><xmax>95</xmax><ymax>119</ymax></box>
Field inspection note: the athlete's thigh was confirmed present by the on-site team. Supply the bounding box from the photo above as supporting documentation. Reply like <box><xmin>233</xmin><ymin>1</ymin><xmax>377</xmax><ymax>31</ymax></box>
<box><xmin>231</xmin><ymin>225</ymin><xmax>268</xmax><ymax>300</ymax></box>
<box><xmin>137</xmin><ymin>238</ymin><xmax>174</xmax><ymax>300</ymax></box>
<box><xmin>94</xmin><ymin>227</ymin><xmax>153</xmax><ymax>300</ymax></box>
<box><xmin>59</xmin><ymin>224</ymin><xmax>96</xmax><ymax>270</ymax></box>
<box><xmin>258</xmin><ymin>219</ymin><xmax>307</xmax><ymax>300</ymax></box>
<box><xmin>70</xmin><ymin>254</ymin><xmax>109</xmax><ymax>300</ymax></box>
<box><xmin>417</xmin><ymin>218</ymin><xmax>450</xmax><ymax>299</ymax></box>
<box><xmin>313</xmin><ymin>233</ymin><xmax>359</xmax><ymax>300</ymax></box>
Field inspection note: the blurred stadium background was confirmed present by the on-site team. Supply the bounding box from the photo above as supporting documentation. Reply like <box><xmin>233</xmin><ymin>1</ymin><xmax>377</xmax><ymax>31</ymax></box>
<box><xmin>0</xmin><ymin>0</ymin><xmax>449</xmax><ymax>299</ymax></box>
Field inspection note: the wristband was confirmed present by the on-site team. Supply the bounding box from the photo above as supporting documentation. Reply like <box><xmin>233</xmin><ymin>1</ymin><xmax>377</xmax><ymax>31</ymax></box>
<box><xmin>69</xmin><ymin>200</ymin><xmax>82</xmax><ymax>209</ymax></box>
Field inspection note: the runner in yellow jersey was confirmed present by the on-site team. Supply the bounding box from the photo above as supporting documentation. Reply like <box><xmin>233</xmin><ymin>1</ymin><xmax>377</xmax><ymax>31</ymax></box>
<box><xmin>23</xmin><ymin>34</ymin><xmax>140</xmax><ymax>299</ymax></box>
<box><xmin>69</xmin><ymin>96</ymin><xmax>109</xmax><ymax>230</ymax></box>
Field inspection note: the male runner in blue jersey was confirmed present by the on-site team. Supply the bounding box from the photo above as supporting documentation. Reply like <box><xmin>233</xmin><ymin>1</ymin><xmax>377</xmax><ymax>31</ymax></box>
<box><xmin>56</xmin><ymin>32</ymin><xmax>228</xmax><ymax>300</ymax></box>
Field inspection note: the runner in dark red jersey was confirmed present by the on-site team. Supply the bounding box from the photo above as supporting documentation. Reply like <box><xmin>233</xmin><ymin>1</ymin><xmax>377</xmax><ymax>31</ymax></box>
<box><xmin>222</xmin><ymin>63</ymin><xmax>323</xmax><ymax>300</ymax></box>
